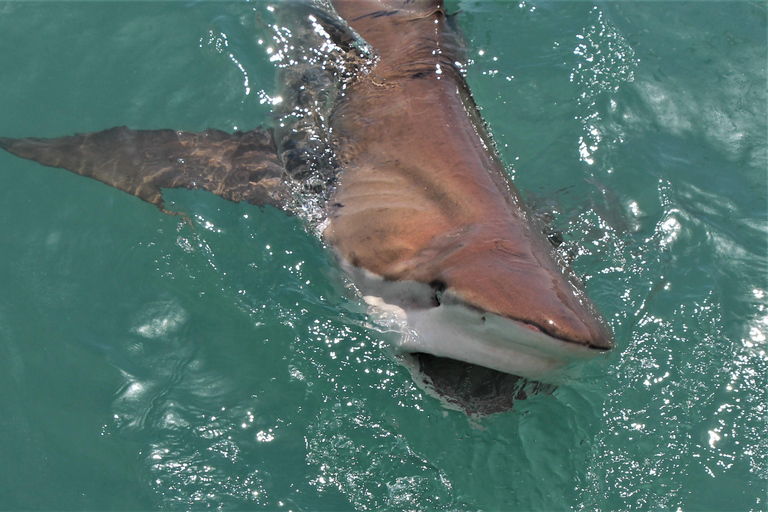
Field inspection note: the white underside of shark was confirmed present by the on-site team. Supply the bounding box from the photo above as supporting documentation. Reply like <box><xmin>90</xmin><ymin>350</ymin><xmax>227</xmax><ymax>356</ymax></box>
<box><xmin>343</xmin><ymin>261</ymin><xmax>605</xmax><ymax>382</ymax></box>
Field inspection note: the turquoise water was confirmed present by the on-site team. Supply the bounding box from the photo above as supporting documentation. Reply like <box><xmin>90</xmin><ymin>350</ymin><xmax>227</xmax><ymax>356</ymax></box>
<box><xmin>0</xmin><ymin>1</ymin><xmax>765</xmax><ymax>510</ymax></box>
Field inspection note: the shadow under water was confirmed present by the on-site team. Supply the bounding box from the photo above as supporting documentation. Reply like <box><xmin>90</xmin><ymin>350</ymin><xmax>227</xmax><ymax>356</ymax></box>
<box><xmin>413</xmin><ymin>353</ymin><xmax>557</xmax><ymax>416</ymax></box>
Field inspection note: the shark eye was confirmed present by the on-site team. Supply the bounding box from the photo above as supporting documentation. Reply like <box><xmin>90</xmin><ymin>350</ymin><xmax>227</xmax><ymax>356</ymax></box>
<box><xmin>430</xmin><ymin>280</ymin><xmax>446</xmax><ymax>306</ymax></box>
<box><xmin>546</xmin><ymin>228</ymin><xmax>564</xmax><ymax>247</ymax></box>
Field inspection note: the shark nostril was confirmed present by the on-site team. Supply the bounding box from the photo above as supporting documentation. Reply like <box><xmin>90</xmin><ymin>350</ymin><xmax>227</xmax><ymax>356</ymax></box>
<box><xmin>524</xmin><ymin>323</ymin><xmax>543</xmax><ymax>333</ymax></box>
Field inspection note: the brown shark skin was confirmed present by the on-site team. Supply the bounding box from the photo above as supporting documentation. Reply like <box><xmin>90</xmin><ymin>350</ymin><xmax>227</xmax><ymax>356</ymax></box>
<box><xmin>327</xmin><ymin>0</ymin><xmax>613</xmax><ymax>349</ymax></box>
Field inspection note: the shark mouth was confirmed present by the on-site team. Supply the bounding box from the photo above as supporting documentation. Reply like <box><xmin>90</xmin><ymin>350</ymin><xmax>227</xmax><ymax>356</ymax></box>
<box><xmin>362</xmin><ymin>289</ymin><xmax>607</xmax><ymax>415</ymax></box>
<box><xmin>365</xmin><ymin>293</ymin><xmax>609</xmax><ymax>383</ymax></box>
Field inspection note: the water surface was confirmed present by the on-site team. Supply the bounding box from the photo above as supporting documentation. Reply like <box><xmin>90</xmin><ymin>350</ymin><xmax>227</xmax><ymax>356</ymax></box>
<box><xmin>0</xmin><ymin>1</ymin><xmax>765</xmax><ymax>510</ymax></box>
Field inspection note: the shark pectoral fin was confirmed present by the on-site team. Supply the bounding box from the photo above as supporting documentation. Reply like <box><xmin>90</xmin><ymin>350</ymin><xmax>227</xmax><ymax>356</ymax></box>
<box><xmin>0</xmin><ymin>126</ymin><xmax>289</xmax><ymax>211</ymax></box>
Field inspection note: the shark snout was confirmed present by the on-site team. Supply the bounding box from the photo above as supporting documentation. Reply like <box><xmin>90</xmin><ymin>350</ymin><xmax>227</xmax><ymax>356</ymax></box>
<box><xmin>420</xmin><ymin>233</ymin><xmax>615</xmax><ymax>354</ymax></box>
<box><xmin>439</xmin><ymin>280</ymin><xmax>614</xmax><ymax>353</ymax></box>
<box><xmin>526</xmin><ymin>295</ymin><xmax>614</xmax><ymax>351</ymax></box>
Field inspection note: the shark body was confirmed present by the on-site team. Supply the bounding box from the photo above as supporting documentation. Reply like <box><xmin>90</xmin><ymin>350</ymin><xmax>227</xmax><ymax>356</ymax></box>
<box><xmin>0</xmin><ymin>0</ymin><xmax>613</xmax><ymax>412</ymax></box>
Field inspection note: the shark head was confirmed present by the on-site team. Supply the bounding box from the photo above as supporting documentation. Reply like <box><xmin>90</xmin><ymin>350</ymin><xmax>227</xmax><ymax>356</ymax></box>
<box><xmin>341</xmin><ymin>224</ymin><xmax>614</xmax><ymax>383</ymax></box>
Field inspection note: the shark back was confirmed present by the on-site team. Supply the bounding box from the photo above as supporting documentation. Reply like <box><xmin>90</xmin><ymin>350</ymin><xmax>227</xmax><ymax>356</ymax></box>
<box><xmin>326</xmin><ymin>0</ymin><xmax>614</xmax><ymax>379</ymax></box>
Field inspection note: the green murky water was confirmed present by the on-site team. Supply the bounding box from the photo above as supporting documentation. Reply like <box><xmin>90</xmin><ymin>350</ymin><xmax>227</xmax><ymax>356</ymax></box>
<box><xmin>0</xmin><ymin>1</ymin><xmax>765</xmax><ymax>510</ymax></box>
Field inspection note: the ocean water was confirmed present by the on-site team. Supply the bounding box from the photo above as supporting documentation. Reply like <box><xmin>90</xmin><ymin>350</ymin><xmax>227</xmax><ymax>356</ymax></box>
<box><xmin>0</xmin><ymin>1</ymin><xmax>765</xmax><ymax>510</ymax></box>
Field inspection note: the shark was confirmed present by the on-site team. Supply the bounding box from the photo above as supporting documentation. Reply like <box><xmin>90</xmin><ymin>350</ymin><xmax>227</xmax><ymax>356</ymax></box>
<box><xmin>0</xmin><ymin>0</ymin><xmax>613</xmax><ymax>413</ymax></box>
